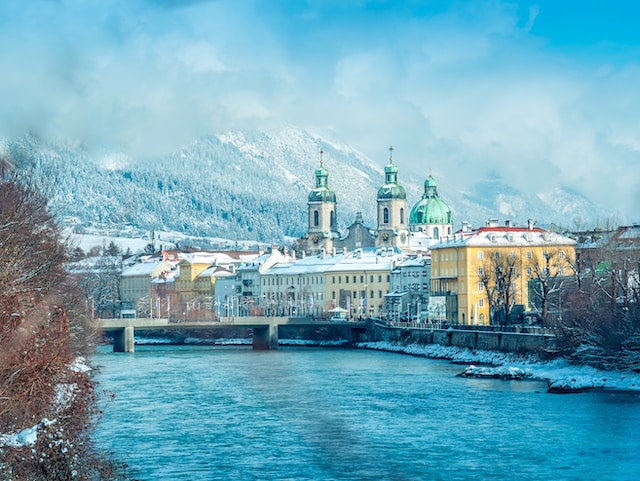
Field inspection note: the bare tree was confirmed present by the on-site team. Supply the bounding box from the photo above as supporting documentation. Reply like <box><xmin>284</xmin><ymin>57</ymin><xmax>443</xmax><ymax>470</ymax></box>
<box><xmin>528</xmin><ymin>248</ymin><xmax>570</xmax><ymax>327</ymax></box>
<box><xmin>477</xmin><ymin>250</ymin><xmax>520</xmax><ymax>325</ymax></box>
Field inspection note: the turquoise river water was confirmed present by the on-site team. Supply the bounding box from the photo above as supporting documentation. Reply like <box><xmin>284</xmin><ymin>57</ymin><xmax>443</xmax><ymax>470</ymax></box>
<box><xmin>93</xmin><ymin>345</ymin><xmax>640</xmax><ymax>481</ymax></box>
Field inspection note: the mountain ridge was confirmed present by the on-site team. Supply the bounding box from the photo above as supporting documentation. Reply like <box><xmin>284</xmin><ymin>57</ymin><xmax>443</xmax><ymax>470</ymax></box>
<box><xmin>3</xmin><ymin>127</ymin><xmax>614</xmax><ymax>244</ymax></box>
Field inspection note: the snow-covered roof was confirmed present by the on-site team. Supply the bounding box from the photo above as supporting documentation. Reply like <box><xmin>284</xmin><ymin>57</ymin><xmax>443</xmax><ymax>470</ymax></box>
<box><xmin>151</xmin><ymin>271</ymin><xmax>178</xmax><ymax>284</ymax></box>
<box><xmin>397</xmin><ymin>256</ymin><xmax>430</xmax><ymax>268</ymax></box>
<box><xmin>121</xmin><ymin>260</ymin><xmax>168</xmax><ymax>277</ymax></box>
<box><xmin>263</xmin><ymin>248</ymin><xmax>403</xmax><ymax>276</ymax></box>
<box><xmin>431</xmin><ymin>226</ymin><xmax>576</xmax><ymax>249</ymax></box>
<box><xmin>199</xmin><ymin>265</ymin><xmax>234</xmax><ymax>278</ymax></box>
<box><xmin>236</xmin><ymin>253</ymin><xmax>272</xmax><ymax>271</ymax></box>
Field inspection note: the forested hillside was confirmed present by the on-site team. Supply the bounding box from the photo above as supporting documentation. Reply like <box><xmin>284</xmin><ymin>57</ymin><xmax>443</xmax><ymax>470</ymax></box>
<box><xmin>2</xmin><ymin>126</ymin><xmax>610</xmax><ymax>244</ymax></box>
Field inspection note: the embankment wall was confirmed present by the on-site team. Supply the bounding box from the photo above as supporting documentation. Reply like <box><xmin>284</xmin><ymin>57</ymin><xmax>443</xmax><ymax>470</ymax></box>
<box><xmin>371</xmin><ymin>325</ymin><xmax>556</xmax><ymax>354</ymax></box>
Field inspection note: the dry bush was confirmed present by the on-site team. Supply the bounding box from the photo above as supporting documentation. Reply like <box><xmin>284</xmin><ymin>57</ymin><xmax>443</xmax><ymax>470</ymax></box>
<box><xmin>0</xmin><ymin>177</ymin><xmax>133</xmax><ymax>480</ymax></box>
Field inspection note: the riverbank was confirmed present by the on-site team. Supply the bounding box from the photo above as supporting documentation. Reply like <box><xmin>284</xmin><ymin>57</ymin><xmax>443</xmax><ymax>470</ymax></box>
<box><xmin>357</xmin><ymin>340</ymin><xmax>640</xmax><ymax>393</ymax></box>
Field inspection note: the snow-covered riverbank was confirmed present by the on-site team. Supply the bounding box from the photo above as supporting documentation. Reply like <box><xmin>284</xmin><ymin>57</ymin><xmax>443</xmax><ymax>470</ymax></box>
<box><xmin>357</xmin><ymin>341</ymin><xmax>640</xmax><ymax>393</ymax></box>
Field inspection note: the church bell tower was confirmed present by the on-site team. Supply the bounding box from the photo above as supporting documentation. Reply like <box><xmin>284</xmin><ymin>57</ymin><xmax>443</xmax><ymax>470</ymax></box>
<box><xmin>376</xmin><ymin>146</ymin><xmax>408</xmax><ymax>249</ymax></box>
<box><xmin>305</xmin><ymin>149</ymin><xmax>339</xmax><ymax>254</ymax></box>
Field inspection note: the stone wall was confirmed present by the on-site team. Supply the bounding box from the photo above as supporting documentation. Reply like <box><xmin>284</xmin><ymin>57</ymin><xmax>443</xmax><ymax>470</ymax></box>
<box><xmin>371</xmin><ymin>324</ymin><xmax>555</xmax><ymax>354</ymax></box>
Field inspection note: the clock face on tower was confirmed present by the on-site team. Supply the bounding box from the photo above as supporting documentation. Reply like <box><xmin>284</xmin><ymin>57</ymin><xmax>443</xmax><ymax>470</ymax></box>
<box><xmin>400</xmin><ymin>233</ymin><xmax>407</xmax><ymax>244</ymax></box>
<box><xmin>312</xmin><ymin>235</ymin><xmax>320</xmax><ymax>244</ymax></box>
<box><xmin>382</xmin><ymin>233</ymin><xmax>390</xmax><ymax>242</ymax></box>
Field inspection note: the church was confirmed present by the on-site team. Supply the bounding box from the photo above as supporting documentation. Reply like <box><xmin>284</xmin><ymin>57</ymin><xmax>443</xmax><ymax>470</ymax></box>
<box><xmin>300</xmin><ymin>147</ymin><xmax>454</xmax><ymax>255</ymax></box>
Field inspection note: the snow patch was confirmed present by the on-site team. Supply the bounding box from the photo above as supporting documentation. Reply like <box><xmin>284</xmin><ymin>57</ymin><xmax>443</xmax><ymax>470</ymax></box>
<box><xmin>0</xmin><ymin>419</ymin><xmax>56</xmax><ymax>448</ymax></box>
<box><xmin>358</xmin><ymin>341</ymin><xmax>640</xmax><ymax>393</ymax></box>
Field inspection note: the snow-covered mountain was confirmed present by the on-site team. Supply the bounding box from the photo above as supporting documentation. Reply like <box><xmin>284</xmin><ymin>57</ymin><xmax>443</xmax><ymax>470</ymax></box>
<box><xmin>3</xmin><ymin>127</ymin><xmax>611</xmax><ymax>244</ymax></box>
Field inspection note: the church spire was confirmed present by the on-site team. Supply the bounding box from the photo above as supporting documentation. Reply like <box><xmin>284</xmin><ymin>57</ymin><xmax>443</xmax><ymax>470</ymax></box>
<box><xmin>315</xmin><ymin>148</ymin><xmax>329</xmax><ymax>189</ymax></box>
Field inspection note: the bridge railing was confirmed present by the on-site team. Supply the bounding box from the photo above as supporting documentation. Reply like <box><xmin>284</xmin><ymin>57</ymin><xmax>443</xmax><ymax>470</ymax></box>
<box><xmin>377</xmin><ymin>320</ymin><xmax>560</xmax><ymax>336</ymax></box>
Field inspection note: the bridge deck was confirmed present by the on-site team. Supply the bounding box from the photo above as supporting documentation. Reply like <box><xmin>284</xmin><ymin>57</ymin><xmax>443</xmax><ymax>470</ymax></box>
<box><xmin>98</xmin><ymin>317</ymin><xmax>367</xmax><ymax>331</ymax></box>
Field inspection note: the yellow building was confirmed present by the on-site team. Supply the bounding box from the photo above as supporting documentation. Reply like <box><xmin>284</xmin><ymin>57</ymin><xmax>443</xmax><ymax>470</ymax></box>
<box><xmin>175</xmin><ymin>255</ymin><xmax>216</xmax><ymax>303</ymax></box>
<box><xmin>261</xmin><ymin>248</ymin><xmax>398</xmax><ymax>319</ymax></box>
<box><xmin>430</xmin><ymin>220</ymin><xmax>576</xmax><ymax>325</ymax></box>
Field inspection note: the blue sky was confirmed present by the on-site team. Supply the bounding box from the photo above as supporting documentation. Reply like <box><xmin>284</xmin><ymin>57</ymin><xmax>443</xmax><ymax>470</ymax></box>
<box><xmin>1</xmin><ymin>0</ymin><xmax>638</xmax><ymax>223</ymax></box>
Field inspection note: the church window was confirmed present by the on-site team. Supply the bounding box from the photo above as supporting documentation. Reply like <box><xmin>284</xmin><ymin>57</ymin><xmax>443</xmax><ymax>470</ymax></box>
<box><xmin>313</xmin><ymin>210</ymin><xmax>319</xmax><ymax>227</ymax></box>
<box><xmin>383</xmin><ymin>208</ymin><xmax>389</xmax><ymax>224</ymax></box>
<box><xmin>330</xmin><ymin>210</ymin><xmax>336</xmax><ymax>229</ymax></box>
<box><xmin>434</xmin><ymin>227</ymin><xmax>439</xmax><ymax>239</ymax></box>
<box><xmin>400</xmin><ymin>208</ymin><xmax>405</xmax><ymax>224</ymax></box>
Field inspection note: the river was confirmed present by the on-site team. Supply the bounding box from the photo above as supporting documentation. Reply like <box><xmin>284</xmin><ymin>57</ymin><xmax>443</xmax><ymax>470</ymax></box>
<box><xmin>93</xmin><ymin>345</ymin><xmax>640</xmax><ymax>481</ymax></box>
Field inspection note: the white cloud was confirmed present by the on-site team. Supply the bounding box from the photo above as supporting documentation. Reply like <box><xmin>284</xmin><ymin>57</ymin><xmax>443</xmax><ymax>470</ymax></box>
<box><xmin>0</xmin><ymin>0</ymin><xmax>638</xmax><ymax>221</ymax></box>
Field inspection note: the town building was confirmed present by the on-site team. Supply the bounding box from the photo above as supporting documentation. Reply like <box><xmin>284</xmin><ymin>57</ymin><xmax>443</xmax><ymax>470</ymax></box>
<box><xmin>430</xmin><ymin>219</ymin><xmax>576</xmax><ymax>325</ymax></box>
<box><xmin>387</xmin><ymin>253</ymin><xmax>431</xmax><ymax>322</ymax></box>
<box><xmin>260</xmin><ymin>247</ymin><xmax>402</xmax><ymax>319</ymax></box>
<box><xmin>120</xmin><ymin>259</ymin><xmax>173</xmax><ymax>309</ymax></box>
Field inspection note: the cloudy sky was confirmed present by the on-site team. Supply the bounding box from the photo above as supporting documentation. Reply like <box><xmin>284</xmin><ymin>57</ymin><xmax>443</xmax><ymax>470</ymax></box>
<box><xmin>1</xmin><ymin>0</ymin><xmax>639</xmax><ymax>221</ymax></box>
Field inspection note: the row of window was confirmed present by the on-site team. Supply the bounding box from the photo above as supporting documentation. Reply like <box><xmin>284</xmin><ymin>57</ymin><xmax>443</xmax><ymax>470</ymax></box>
<box><xmin>262</xmin><ymin>276</ymin><xmax>325</xmax><ymax>286</ymax></box>
<box><xmin>331</xmin><ymin>290</ymin><xmax>384</xmax><ymax>300</ymax></box>
<box><xmin>332</xmin><ymin>274</ymin><xmax>389</xmax><ymax>284</ymax></box>
<box><xmin>402</xmin><ymin>271</ymin><xmax>428</xmax><ymax>277</ymax></box>
<box><xmin>381</xmin><ymin>207</ymin><xmax>404</xmax><ymax>225</ymax></box>
<box><xmin>436</xmin><ymin>249</ymin><xmax>566</xmax><ymax>262</ymax></box>
<box><xmin>312</xmin><ymin>210</ymin><xmax>336</xmax><ymax>228</ymax></box>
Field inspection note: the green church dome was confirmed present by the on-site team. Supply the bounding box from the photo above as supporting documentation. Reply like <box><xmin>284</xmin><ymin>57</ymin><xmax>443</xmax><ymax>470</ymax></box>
<box><xmin>377</xmin><ymin>160</ymin><xmax>406</xmax><ymax>200</ymax></box>
<box><xmin>409</xmin><ymin>175</ymin><xmax>452</xmax><ymax>225</ymax></box>
<box><xmin>308</xmin><ymin>187</ymin><xmax>336</xmax><ymax>203</ymax></box>
<box><xmin>308</xmin><ymin>164</ymin><xmax>336</xmax><ymax>202</ymax></box>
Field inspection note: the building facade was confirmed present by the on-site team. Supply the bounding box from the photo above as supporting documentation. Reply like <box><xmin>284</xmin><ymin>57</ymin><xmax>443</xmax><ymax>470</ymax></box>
<box><xmin>430</xmin><ymin>219</ymin><xmax>576</xmax><ymax>325</ymax></box>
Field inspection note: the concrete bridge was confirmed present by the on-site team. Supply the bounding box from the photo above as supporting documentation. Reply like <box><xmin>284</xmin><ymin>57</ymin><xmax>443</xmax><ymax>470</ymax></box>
<box><xmin>97</xmin><ymin>317</ymin><xmax>367</xmax><ymax>352</ymax></box>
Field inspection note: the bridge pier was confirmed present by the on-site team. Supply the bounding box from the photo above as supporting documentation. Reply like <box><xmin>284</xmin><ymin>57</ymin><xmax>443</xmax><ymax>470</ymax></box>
<box><xmin>252</xmin><ymin>324</ymin><xmax>278</xmax><ymax>350</ymax></box>
<box><xmin>113</xmin><ymin>326</ymin><xmax>135</xmax><ymax>353</ymax></box>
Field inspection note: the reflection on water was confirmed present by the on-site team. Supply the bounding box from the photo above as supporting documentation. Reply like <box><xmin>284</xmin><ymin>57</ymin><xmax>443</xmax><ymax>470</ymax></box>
<box><xmin>94</xmin><ymin>346</ymin><xmax>640</xmax><ymax>481</ymax></box>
